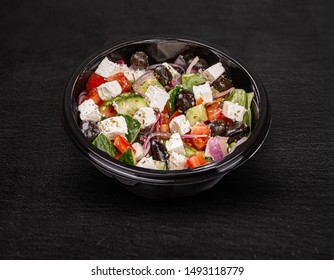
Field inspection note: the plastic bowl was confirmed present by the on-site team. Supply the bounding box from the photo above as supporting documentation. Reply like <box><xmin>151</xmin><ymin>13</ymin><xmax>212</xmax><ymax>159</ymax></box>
<box><xmin>62</xmin><ymin>36</ymin><xmax>271</xmax><ymax>199</ymax></box>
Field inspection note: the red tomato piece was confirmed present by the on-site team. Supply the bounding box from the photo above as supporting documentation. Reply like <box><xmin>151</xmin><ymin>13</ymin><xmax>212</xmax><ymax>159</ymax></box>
<box><xmin>206</xmin><ymin>102</ymin><xmax>234</xmax><ymax>125</ymax></box>
<box><xmin>99</xmin><ymin>105</ymin><xmax>117</xmax><ymax>118</ymax></box>
<box><xmin>107</xmin><ymin>72</ymin><xmax>132</xmax><ymax>93</ymax></box>
<box><xmin>190</xmin><ymin>123</ymin><xmax>211</xmax><ymax>151</ymax></box>
<box><xmin>114</xmin><ymin>135</ymin><xmax>136</xmax><ymax>154</ymax></box>
<box><xmin>206</xmin><ymin>102</ymin><xmax>223</xmax><ymax>122</ymax></box>
<box><xmin>86</xmin><ymin>73</ymin><xmax>106</xmax><ymax>93</ymax></box>
<box><xmin>159</xmin><ymin>105</ymin><xmax>171</xmax><ymax>133</ymax></box>
<box><xmin>187</xmin><ymin>152</ymin><xmax>207</xmax><ymax>168</ymax></box>
<box><xmin>83</xmin><ymin>88</ymin><xmax>103</xmax><ymax>106</ymax></box>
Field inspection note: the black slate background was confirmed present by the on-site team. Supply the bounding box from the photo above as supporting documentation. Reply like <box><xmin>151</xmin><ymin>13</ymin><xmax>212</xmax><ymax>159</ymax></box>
<box><xmin>0</xmin><ymin>0</ymin><xmax>333</xmax><ymax>259</ymax></box>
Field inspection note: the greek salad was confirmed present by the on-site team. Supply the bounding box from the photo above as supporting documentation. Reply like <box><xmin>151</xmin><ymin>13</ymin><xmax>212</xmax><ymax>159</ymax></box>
<box><xmin>77</xmin><ymin>51</ymin><xmax>254</xmax><ymax>170</ymax></box>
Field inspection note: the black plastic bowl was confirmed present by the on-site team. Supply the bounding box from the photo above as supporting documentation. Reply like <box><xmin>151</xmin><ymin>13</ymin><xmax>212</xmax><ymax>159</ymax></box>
<box><xmin>62</xmin><ymin>36</ymin><xmax>271</xmax><ymax>199</ymax></box>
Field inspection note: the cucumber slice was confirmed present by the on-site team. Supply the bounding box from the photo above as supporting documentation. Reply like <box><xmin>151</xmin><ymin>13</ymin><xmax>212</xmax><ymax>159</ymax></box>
<box><xmin>138</xmin><ymin>77</ymin><xmax>163</xmax><ymax>94</ymax></box>
<box><xmin>114</xmin><ymin>95</ymin><xmax>148</xmax><ymax>116</ymax></box>
<box><xmin>119</xmin><ymin>148</ymin><xmax>136</xmax><ymax>165</ymax></box>
<box><xmin>117</xmin><ymin>114</ymin><xmax>141</xmax><ymax>143</ymax></box>
<box><xmin>185</xmin><ymin>146</ymin><xmax>198</xmax><ymax>157</ymax></box>
<box><xmin>185</xmin><ymin>104</ymin><xmax>208</xmax><ymax>126</ymax></box>
<box><xmin>154</xmin><ymin>160</ymin><xmax>167</xmax><ymax>170</ymax></box>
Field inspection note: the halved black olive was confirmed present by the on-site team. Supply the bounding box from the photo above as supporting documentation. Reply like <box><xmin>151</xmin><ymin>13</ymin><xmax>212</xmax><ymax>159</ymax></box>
<box><xmin>150</xmin><ymin>139</ymin><xmax>169</xmax><ymax>161</ymax></box>
<box><xmin>175</xmin><ymin>90</ymin><xmax>196</xmax><ymax>113</ymax></box>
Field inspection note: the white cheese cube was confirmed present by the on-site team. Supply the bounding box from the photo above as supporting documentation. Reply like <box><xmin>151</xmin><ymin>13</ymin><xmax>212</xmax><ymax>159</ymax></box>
<box><xmin>144</xmin><ymin>85</ymin><xmax>169</xmax><ymax>112</ymax></box>
<box><xmin>133</xmin><ymin>107</ymin><xmax>157</xmax><ymax>129</ymax></box>
<box><xmin>136</xmin><ymin>156</ymin><xmax>159</xmax><ymax>170</ymax></box>
<box><xmin>169</xmin><ymin>115</ymin><xmax>191</xmax><ymax>135</ymax></box>
<box><xmin>168</xmin><ymin>152</ymin><xmax>188</xmax><ymax>170</ymax></box>
<box><xmin>95</xmin><ymin>57</ymin><xmax>118</xmax><ymax>78</ymax></box>
<box><xmin>166</xmin><ymin>133</ymin><xmax>185</xmax><ymax>155</ymax></box>
<box><xmin>124</xmin><ymin>68</ymin><xmax>146</xmax><ymax>82</ymax></box>
<box><xmin>192</xmin><ymin>82</ymin><xmax>213</xmax><ymax>104</ymax></box>
<box><xmin>132</xmin><ymin>142</ymin><xmax>145</xmax><ymax>161</ymax></box>
<box><xmin>78</xmin><ymin>99</ymin><xmax>101</xmax><ymax>122</ymax></box>
<box><xmin>97</xmin><ymin>116</ymin><xmax>128</xmax><ymax>140</ymax></box>
<box><xmin>97</xmin><ymin>81</ymin><xmax>122</xmax><ymax>100</ymax></box>
<box><xmin>222</xmin><ymin>101</ymin><xmax>246</xmax><ymax>122</ymax></box>
<box><xmin>162</xmin><ymin>62</ymin><xmax>181</xmax><ymax>80</ymax></box>
<box><xmin>200</xmin><ymin>62</ymin><xmax>225</xmax><ymax>83</ymax></box>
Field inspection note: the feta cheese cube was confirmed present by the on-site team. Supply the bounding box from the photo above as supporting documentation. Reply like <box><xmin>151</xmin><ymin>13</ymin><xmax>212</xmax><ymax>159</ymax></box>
<box><xmin>97</xmin><ymin>116</ymin><xmax>128</xmax><ymax>140</ymax></box>
<box><xmin>132</xmin><ymin>142</ymin><xmax>145</xmax><ymax>161</ymax></box>
<box><xmin>95</xmin><ymin>57</ymin><xmax>118</xmax><ymax>78</ymax></box>
<box><xmin>124</xmin><ymin>68</ymin><xmax>146</xmax><ymax>82</ymax></box>
<box><xmin>222</xmin><ymin>101</ymin><xmax>246</xmax><ymax>122</ymax></box>
<box><xmin>169</xmin><ymin>115</ymin><xmax>191</xmax><ymax>135</ymax></box>
<box><xmin>168</xmin><ymin>152</ymin><xmax>188</xmax><ymax>170</ymax></box>
<box><xmin>97</xmin><ymin>81</ymin><xmax>122</xmax><ymax>100</ymax></box>
<box><xmin>78</xmin><ymin>99</ymin><xmax>101</xmax><ymax>122</ymax></box>
<box><xmin>200</xmin><ymin>62</ymin><xmax>225</xmax><ymax>83</ymax></box>
<box><xmin>192</xmin><ymin>82</ymin><xmax>213</xmax><ymax>104</ymax></box>
<box><xmin>133</xmin><ymin>107</ymin><xmax>157</xmax><ymax>129</ymax></box>
<box><xmin>144</xmin><ymin>85</ymin><xmax>169</xmax><ymax>112</ymax></box>
<box><xmin>136</xmin><ymin>156</ymin><xmax>159</xmax><ymax>170</ymax></box>
<box><xmin>166</xmin><ymin>133</ymin><xmax>185</xmax><ymax>155</ymax></box>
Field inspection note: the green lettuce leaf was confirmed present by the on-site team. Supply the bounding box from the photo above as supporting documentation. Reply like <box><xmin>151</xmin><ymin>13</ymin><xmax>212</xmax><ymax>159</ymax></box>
<box><xmin>224</xmin><ymin>88</ymin><xmax>247</xmax><ymax>108</ymax></box>
<box><xmin>181</xmin><ymin>74</ymin><xmax>206</xmax><ymax>91</ymax></box>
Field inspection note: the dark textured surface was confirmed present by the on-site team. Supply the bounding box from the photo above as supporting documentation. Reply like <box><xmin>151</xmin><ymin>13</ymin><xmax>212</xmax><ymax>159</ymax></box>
<box><xmin>1</xmin><ymin>0</ymin><xmax>333</xmax><ymax>259</ymax></box>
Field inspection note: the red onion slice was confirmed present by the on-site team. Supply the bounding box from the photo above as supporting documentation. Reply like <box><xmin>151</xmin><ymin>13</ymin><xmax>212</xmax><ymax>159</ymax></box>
<box><xmin>77</xmin><ymin>91</ymin><xmax>88</xmax><ymax>104</ymax></box>
<box><xmin>181</xmin><ymin>134</ymin><xmax>209</xmax><ymax>139</ymax></box>
<box><xmin>214</xmin><ymin>87</ymin><xmax>235</xmax><ymax>99</ymax></box>
<box><xmin>132</xmin><ymin>71</ymin><xmax>155</xmax><ymax>94</ymax></box>
<box><xmin>116</xmin><ymin>60</ymin><xmax>125</xmax><ymax>65</ymax></box>
<box><xmin>142</xmin><ymin>141</ymin><xmax>151</xmax><ymax>157</ymax></box>
<box><xmin>147</xmin><ymin>64</ymin><xmax>161</xmax><ymax>70</ymax></box>
<box><xmin>174</xmin><ymin>55</ymin><xmax>187</xmax><ymax>70</ymax></box>
<box><xmin>143</xmin><ymin>131</ymin><xmax>172</xmax><ymax>150</ymax></box>
<box><xmin>208</xmin><ymin>137</ymin><xmax>224</xmax><ymax>161</ymax></box>
<box><xmin>149</xmin><ymin>114</ymin><xmax>161</xmax><ymax>135</ymax></box>
<box><xmin>186</xmin><ymin>56</ymin><xmax>199</xmax><ymax>74</ymax></box>
<box><xmin>169</xmin><ymin>63</ymin><xmax>185</xmax><ymax>73</ymax></box>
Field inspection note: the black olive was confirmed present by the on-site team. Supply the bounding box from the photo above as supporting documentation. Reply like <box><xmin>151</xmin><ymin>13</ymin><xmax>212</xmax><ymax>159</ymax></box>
<box><xmin>208</xmin><ymin>120</ymin><xmax>228</xmax><ymax>137</ymax></box>
<box><xmin>226</xmin><ymin>123</ymin><xmax>250</xmax><ymax>144</ymax></box>
<box><xmin>212</xmin><ymin>76</ymin><xmax>233</xmax><ymax>92</ymax></box>
<box><xmin>187</xmin><ymin>57</ymin><xmax>209</xmax><ymax>70</ymax></box>
<box><xmin>130</xmin><ymin>51</ymin><xmax>149</xmax><ymax>70</ymax></box>
<box><xmin>153</xmin><ymin>65</ymin><xmax>172</xmax><ymax>86</ymax></box>
<box><xmin>150</xmin><ymin>139</ymin><xmax>169</xmax><ymax>161</ymax></box>
<box><xmin>81</xmin><ymin>121</ymin><xmax>99</xmax><ymax>141</ymax></box>
<box><xmin>175</xmin><ymin>90</ymin><xmax>196</xmax><ymax>113</ymax></box>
